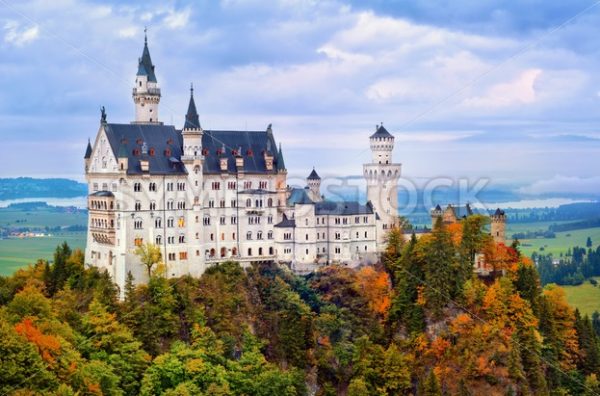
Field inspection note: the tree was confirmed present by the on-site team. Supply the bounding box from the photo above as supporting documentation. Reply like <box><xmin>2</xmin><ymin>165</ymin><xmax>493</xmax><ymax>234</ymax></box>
<box><xmin>422</xmin><ymin>218</ymin><xmax>456</xmax><ymax>318</ymax></box>
<box><xmin>422</xmin><ymin>371</ymin><xmax>441</xmax><ymax>396</ymax></box>
<box><xmin>134</xmin><ymin>243</ymin><xmax>163</xmax><ymax>279</ymax></box>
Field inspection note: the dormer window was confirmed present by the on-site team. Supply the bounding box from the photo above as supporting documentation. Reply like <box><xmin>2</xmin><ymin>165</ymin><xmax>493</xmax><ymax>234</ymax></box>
<box><xmin>167</xmin><ymin>138</ymin><xmax>173</xmax><ymax>145</ymax></box>
<box><xmin>132</xmin><ymin>149</ymin><xmax>141</xmax><ymax>156</ymax></box>
<box><xmin>202</xmin><ymin>148</ymin><xmax>209</xmax><ymax>156</ymax></box>
<box><xmin>246</xmin><ymin>149</ymin><xmax>253</xmax><ymax>156</ymax></box>
<box><xmin>164</xmin><ymin>148</ymin><xmax>171</xmax><ymax>157</ymax></box>
<box><xmin>136</xmin><ymin>138</ymin><xmax>143</xmax><ymax>145</ymax></box>
<box><xmin>149</xmin><ymin>148</ymin><xmax>155</xmax><ymax>156</ymax></box>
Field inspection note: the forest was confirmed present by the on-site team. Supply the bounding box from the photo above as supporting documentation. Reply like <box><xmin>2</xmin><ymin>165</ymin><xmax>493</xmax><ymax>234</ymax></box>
<box><xmin>1</xmin><ymin>215</ymin><xmax>600</xmax><ymax>395</ymax></box>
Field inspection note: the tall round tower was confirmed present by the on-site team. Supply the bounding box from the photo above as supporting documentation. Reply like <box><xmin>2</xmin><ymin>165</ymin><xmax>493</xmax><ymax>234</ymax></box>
<box><xmin>307</xmin><ymin>168</ymin><xmax>322</xmax><ymax>202</ymax></box>
<box><xmin>132</xmin><ymin>31</ymin><xmax>161</xmax><ymax>124</ymax></box>
<box><xmin>490</xmin><ymin>208</ymin><xmax>506</xmax><ymax>244</ymax></box>
<box><xmin>363</xmin><ymin>124</ymin><xmax>402</xmax><ymax>251</ymax></box>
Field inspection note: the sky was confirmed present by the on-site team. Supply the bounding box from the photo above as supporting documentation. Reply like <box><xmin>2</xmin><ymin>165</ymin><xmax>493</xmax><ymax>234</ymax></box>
<box><xmin>1</xmin><ymin>0</ymin><xmax>600</xmax><ymax>196</ymax></box>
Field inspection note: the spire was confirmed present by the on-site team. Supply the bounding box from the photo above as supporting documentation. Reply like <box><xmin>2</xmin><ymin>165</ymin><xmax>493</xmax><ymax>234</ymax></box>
<box><xmin>369</xmin><ymin>123</ymin><xmax>393</xmax><ymax>139</ymax></box>
<box><xmin>137</xmin><ymin>29</ymin><xmax>157</xmax><ymax>82</ymax></box>
<box><xmin>276</xmin><ymin>143</ymin><xmax>286</xmax><ymax>171</ymax></box>
<box><xmin>307</xmin><ymin>167</ymin><xmax>320</xmax><ymax>180</ymax></box>
<box><xmin>184</xmin><ymin>83</ymin><xmax>200</xmax><ymax>129</ymax></box>
<box><xmin>84</xmin><ymin>139</ymin><xmax>92</xmax><ymax>159</ymax></box>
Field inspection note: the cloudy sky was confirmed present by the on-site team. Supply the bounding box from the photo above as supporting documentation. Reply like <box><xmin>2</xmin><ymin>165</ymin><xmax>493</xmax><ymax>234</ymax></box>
<box><xmin>1</xmin><ymin>0</ymin><xmax>600</xmax><ymax>196</ymax></box>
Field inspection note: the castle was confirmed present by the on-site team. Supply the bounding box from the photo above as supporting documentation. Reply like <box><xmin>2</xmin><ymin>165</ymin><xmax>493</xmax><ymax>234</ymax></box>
<box><xmin>84</xmin><ymin>36</ymin><xmax>401</xmax><ymax>290</ymax></box>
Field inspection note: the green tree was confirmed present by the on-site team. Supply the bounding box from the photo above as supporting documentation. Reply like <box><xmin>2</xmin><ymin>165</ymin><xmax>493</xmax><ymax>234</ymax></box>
<box><xmin>134</xmin><ymin>243</ymin><xmax>163</xmax><ymax>278</ymax></box>
<box><xmin>422</xmin><ymin>371</ymin><xmax>441</xmax><ymax>396</ymax></box>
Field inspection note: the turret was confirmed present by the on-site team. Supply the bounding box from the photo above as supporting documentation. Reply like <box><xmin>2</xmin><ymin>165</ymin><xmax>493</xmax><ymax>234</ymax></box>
<box><xmin>369</xmin><ymin>123</ymin><xmax>395</xmax><ymax>164</ymax></box>
<box><xmin>491</xmin><ymin>208</ymin><xmax>506</xmax><ymax>244</ymax></box>
<box><xmin>307</xmin><ymin>168</ymin><xmax>322</xmax><ymax>202</ymax></box>
<box><xmin>181</xmin><ymin>84</ymin><xmax>203</xmax><ymax>163</ymax></box>
<box><xmin>132</xmin><ymin>30</ymin><xmax>161</xmax><ymax>124</ymax></box>
<box><xmin>84</xmin><ymin>138</ymin><xmax>92</xmax><ymax>172</ymax></box>
<box><xmin>430</xmin><ymin>204</ymin><xmax>443</xmax><ymax>229</ymax></box>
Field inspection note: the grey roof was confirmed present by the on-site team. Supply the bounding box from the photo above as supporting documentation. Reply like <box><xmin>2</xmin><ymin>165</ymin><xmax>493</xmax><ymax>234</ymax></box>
<box><xmin>274</xmin><ymin>213</ymin><xmax>296</xmax><ymax>228</ymax></box>
<box><xmin>315</xmin><ymin>201</ymin><xmax>374</xmax><ymax>216</ymax></box>
<box><xmin>91</xmin><ymin>191</ymin><xmax>114</xmax><ymax>197</ymax></box>
<box><xmin>447</xmin><ymin>204</ymin><xmax>474</xmax><ymax>219</ymax></box>
<box><xmin>183</xmin><ymin>86</ymin><xmax>200</xmax><ymax>130</ymax></box>
<box><xmin>287</xmin><ymin>188</ymin><xmax>314</xmax><ymax>205</ymax></box>
<box><xmin>434</xmin><ymin>204</ymin><xmax>442</xmax><ymax>211</ymax></box>
<box><xmin>239</xmin><ymin>189</ymin><xmax>276</xmax><ymax>195</ymax></box>
<box><xmin>276</xmin><ymin>143</ymin><xmax>286</xmax><ymax>171</ymax></box>
<box><xmin>307</xmin><ymin>168</ymin><xmax>320</xmax><ymax>180</ymax></box>
<box><xmin>103</xmin><ymin>123</ymin><xmax>186</xmax><ymax>175</ymax></box>
<box><xmin>84</xmin><ymin>139</ymin><xmax>92</xmax><ymax>159</ymax></box>
<box><xmin>202</xmin><ymin>129</ymin><xmax>281</xmax><ymax>174</ymax></box>
<box><xmin>494</xmin><ymin>208</ymin><xmax>505</xmax><ymax>216</ymax></box>
<box><xmin>137</xmin><ymin>35</ymin><xmax>157</xmax><ymax>83</ymax></box>
<box><xmin>370</xmin><ymin>125</ymin><xmax>393</xmax><ymax>139</ymax></box>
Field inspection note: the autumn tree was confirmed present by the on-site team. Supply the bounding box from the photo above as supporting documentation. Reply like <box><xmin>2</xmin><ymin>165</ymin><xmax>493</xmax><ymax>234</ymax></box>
<box><xmin>134</xmin><ymin>242</ymin><xmax>163</xmax><ymax>279</ymax></box>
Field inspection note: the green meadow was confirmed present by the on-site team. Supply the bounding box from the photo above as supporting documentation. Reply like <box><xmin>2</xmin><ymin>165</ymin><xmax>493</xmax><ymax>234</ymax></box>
<box><xmin>0</xmin><ymin>232</ymin><xmax>87</xmax><ymax>276</ymax></box>
<box><xmin>561</xmin><ymin>278</ymin><xmax>600</xmax><ymax>317</ymax></box>
<box><xmin>514</xmin><ymin>226</ymin><xmax>600</xmax><ymax>257</ymax></box>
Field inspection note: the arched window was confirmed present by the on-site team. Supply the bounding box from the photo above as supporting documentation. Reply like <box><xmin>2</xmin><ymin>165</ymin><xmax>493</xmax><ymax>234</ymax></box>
<box><xmin>209</xmin><ymin>248</ymin><xmax>216</xmax><ymax>257</ymax></box>
<box><xmin>267</xmin><ymin>198</ymin><xmax>273</xmax><ymax>207</ymax></box>
<box><xmin>258</xmin><ymin>247</ymin><xmax>263</xmax><ymax>256</ymax></box>
<box><xmin>155</xmin><ymin>235</ymin><xmax>162</xmax><ymax>245</ymax></box>
<box><xmin>247</xmin><ymin>248</ymin><xmax>252</xmax><ymax>256</ymax></box>
<box><xmin>220</xmin><ymin>247</ymin><xmax>227</xmax><ymax>258</ymax></box>
<box><xmin>246</xmin><ymin>198</ymin><xmax>252</xmax><ymax>207</ymax></box>
<box><xmin>246</xmin><ymin>231</ymin><xmax>252</xmax><ymax>240</ymax></box>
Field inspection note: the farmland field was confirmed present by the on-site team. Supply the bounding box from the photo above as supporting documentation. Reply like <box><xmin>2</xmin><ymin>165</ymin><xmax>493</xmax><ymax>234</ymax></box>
<box><xmin>515</xmin><ymin>226</ymin><xmax>600</xmax><ymax>256</ymax></box>
<box><xmin>0</xmin><ymin>232</ymin><xmax>87</xmax><ymax>276</ymax></box>
<box><xmin>561</xmin><ymin>278</ymin><xmax>600</xmax><ymax>317</ymax></box>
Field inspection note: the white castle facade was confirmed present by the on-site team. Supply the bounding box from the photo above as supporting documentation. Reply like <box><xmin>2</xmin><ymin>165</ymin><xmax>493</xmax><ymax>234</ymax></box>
<box><xmin>84</xmin><ymin>37</ymin><xmax>401</xmax><ymax>290</ymax></box>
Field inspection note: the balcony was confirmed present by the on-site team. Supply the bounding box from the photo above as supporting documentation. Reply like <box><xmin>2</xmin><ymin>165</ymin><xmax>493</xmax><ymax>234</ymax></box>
<box><xmin>132</xmin><ymin>87</ymin><xmax>161</xmax><ymax>96</ymax></box>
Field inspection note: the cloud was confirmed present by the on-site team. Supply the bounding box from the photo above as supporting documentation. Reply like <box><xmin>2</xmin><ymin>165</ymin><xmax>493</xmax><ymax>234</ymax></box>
<box><xmin>3</xmin><ymin>21</ymin><xmax>39</xmax><ymax>46</ymax></box>
<box><xmin>393</xmin><ymin>131</ymin><xmax>482</xmax><ymax>143</ymax></box>
<box><xmin>518</xmin><ymin>175</ymin><xmax>600</xmax><ymax>196</ymax></box>
<box><xmin>462</xmin><ymin>69</ymin><xmax>542</xmax><ymax>108</ymax></box>
<box><xmin>163</xmin><ymin>7</ymin><xmax>191</xmax><ymax>29</ymax></box>
<box><xmin>118</xmin><ymin>26</ymin><xmax>138</xmax><ymax>38</ymax></box>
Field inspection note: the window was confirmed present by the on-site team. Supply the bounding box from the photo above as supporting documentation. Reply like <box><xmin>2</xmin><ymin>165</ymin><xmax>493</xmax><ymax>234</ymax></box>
<box><xmin>155</xmin><ymin>217</ymin><xmax>162</xmax><ymax>228</ymax></box>
<box><xmin>150</xmin><ymin>201</ymin><xmax>156</xmax><ymax>211</ymax></box>
<box><xmin>179</xmin><ymin>252</ymin><xmax>188</xmax><ymax>260</ymax></box>
<box><xmin>231</xmin><ymin>216</ymin><xmax>237</xmax><ymax>225</ymax></box>
<box><xmin>259</xmin><ymin>247</ymin><xmax>263</xmax><ymax>256</ymax></box>
<box><xmin>244</xmin><ymin>181</ymin><xmax>252</xmax><ymax>189</ymax></box>
<box><xmin>355</xmin><ymin>216</ymin><xmax>360</xmax><ymax>224</ymax></box>
<box><xmin>93</xmin><ymin>183</ymin><xmax>98</xmax><ymax>191</ymax></box>
<box><xmin>208</xmin><ymin>200</ymin><xmax>215</xmax><ymax>208</ymax></box>
<box><xmin>247</xmin><ymin>248</ymin><xmax>252</xmax><ymax>256</ymax></box>
<box><xmin>135</xmin><ymin>201</ymin><xmax>141</xmax><ymax>211</ymax></box>
<box><xmin>167</xmin><ymin>218</ymin><xmax>174</xmax><ymax>228</ymax></box>
<box><xmin>305</xmin><ymin>234</ymin><xmax>309</xmax><ymax>241</ymax></box>
<box><xmin>167</xmin><ymin>183</ymin><xmax>174</xmax><ymax>191</ymax></box>
<box><xmin>305</xmin><ymin>218</ymin><xmax>309</xmax><ymax>226</ymax></box>
<box><xmin>177</xmin><ymin>182</ymin><xmax>186</xmax><ymax>191</ymax></box>
<box><xmin>259</xmin><ymin>181</ymin><xmax>268</xmax><ymax>189</ymax></box>
<box><xmin>220</xmin><ymin>216</ymin><xmax>226</xmax><ymax>225</ymax></box>
<box><xmin>364</xmin><ymin>231</ymin><xmax>368</xmax><ymax>238</ymax></box>
<box><xmin>203</xmin><ymin>217</ymin><xmax>210</xmax><ymax>226</ymax></box>
<box><xmin>134</xmin><ymin>219</ymin><xmax>143</xmax><ymax>229</ymax></box>
<box><xmin>246</xmin><ymin>231</ymin><xmax>252</xmax><ymax>240</ymax></box>
<box><xmin>231</xmin><ymin>200</ymin><xmax>237</xmax><ymax>208</ymax></box>
<box><xmin>134</xmin><ymin>238</ymin><xmax>143</xmax><ymax>247</ymax></box>
<box><xmin>134</xmin><ymin>182</ymin><xmax>141</xmax><ymax>192</ymax></box>
<box><xmin>284</xmin><ymin>232</ymin><xmax>292</xmax><ymax>240</ymax></box>
<box><xmin>149</xmin><ymin>182</ymin><xmax>157</xmax><ymax>192</ymax></box>
<box><xmin>168</xmin><ymin>253</ymin><xmax>176</xmax><ymax>261</ymax></box>
<box><xmin>220</xmin><ymin>200</ymin><xmax>226</xmax><ymax>208</ymax></box>
<box><xmin>155</xmin><ymin>235</ymin><xmax>162</xmax><ymax>245</ymax></box>
<box><xmin>212</xmin><ymin>182</ymin><xmax>221</xmax><ymax>190</ymax></box>
<box><xmin>228</xmin><ymin>181</ymin><xmax>237</xmax><ymax>190</ymax></box>
<box><xmin>246</xmin><ymin>198</ymin><xmax>252</xmax><ymax>207</ymax></box>
<box><xmin>335</xmin><ymin>218</ymin><xmax>340</xmax><ymax>225</ymax></box>
<box><xmin>168</xmin><ymin>236</ymin><xmax>175</xmax><ymax>244</ymax></box>
<box><xmin>221</xmin><ymin>233</ymin><xmax>225</xmax><ymax>241</ymax></box>
<box><xmin>179</xmin><ymin>235</ymin><xmax>185</xmax><ymax>243</ymax></box>
<box><xmin>257</xmin><ymin>231</ymin><xmax>263</xmax><ymax>240</ymax></box>
<box><xmin>335</xmin><ymin>247</ymin><xmax>341</xmax><ymax>254</ymax></box>
<box><xmin>335</xmin><ymin>232</ymin><xmax>341</xmax><ymax>240</ymax></box>
<box><xmin>178</xmin><ymin>217</ymin><xmax>185</xmax><ymax>227</ymax></box>
<box><xmin>167</xmin><ymin>200</ymin><xmax>174</xmax><ymax>210</ymax></box>
<box><xmin>267</xmin><ymin>231</ymin><xmax>273</xmax><ymax>239</ymax></box>
<box><xmin>268</xmin><ymin>215</ymin><xmax>273</xmax><ymax>224</ymax></box>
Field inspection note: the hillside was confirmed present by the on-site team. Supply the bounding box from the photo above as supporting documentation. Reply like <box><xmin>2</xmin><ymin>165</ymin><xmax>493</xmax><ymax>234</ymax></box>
<box><xmin>0</xmin><ymin>178</ymin><xmax>87</xmax><ymax>200</ymax></box>
<box><xmin>2</xmin><ymin>220</ymin><xmax>600</xmax><ymax>395</ymax></box>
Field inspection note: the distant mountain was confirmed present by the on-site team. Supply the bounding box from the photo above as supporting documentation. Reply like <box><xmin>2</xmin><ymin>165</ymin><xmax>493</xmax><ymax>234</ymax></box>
<box><xmin>0</xmin><ymin>178</ymin><xmax>87</xmax><ymax>200</ymax></box>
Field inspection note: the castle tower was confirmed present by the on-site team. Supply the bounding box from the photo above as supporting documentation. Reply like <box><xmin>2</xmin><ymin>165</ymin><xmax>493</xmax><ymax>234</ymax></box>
<box><xmin>181</xmin><ymin>84</ymin><xmax>204</xmax><ymax>208</ymax></box>
<box><xmin>491</xmin><ymin>208</ymin><xmax>506</xmax><ymax>244</ymax></box>
<box><xmin>132</xmin><ymin>31</ymin><xmax>161</xmax><ymax>124</ymax></box>
<box><xmin>307</xmin><ymin>168</ymin><xmax>322</xmax><ymax>202</ymax></box>
<box><xmin>430</xmin><ymin>204</ymin><xmax>443</xmax><ymax>229</ymax></box>
<box><xmin>363</xmin><ymin>124</ymin><xmax>402</xmax><ymax>251</ymax></box>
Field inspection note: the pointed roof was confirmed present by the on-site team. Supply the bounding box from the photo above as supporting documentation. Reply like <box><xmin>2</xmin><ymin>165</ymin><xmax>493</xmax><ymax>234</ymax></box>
<box><xmin>494</xmin><ymin>208</ymin><xmax>505</xmax><ymax>216</ymax></box>
<box><xmin>137</xmin><ymin>32</ymin><xmax>157</xmax><ymax>82</ymax></box>
<box><xmin>370</xmin><ymin>124</ymin><xmax>393</xmax><ymax>139</ymax></box>
<box><xmin>184</xmin><ymin>84</ymin><xmax>200</xmax><ymax>129</ymax></box>
<box><xmin>276</xmin><ymin>143</ymin><xmax>286</xmax><ymax>171</ymax></box>
<box><xmin>307</xmin><ymin>167</ymin><xmax>320</xmax><ymax>180</ymax></box>
<box><xmin>84</xmin><ymin>139</ymin><xmax>92</xmax><ymax>159</ymax></box>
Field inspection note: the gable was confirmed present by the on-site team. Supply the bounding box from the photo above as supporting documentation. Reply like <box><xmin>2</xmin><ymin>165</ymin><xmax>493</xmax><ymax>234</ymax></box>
<box><xmin>88</xmin><ymin>126</ymin><xmax>119</xmax><ymax>174</ymax></box>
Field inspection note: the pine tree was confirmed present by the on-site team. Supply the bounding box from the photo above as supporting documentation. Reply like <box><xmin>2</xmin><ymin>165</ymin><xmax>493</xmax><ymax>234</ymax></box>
<box><xmin>423</xmin><ymin>218</ymin><xmax>456</xmax><ymax>318</ymax></box>
<box><xmin>423</xmin><ymin>371</ymin><xmax>442</xmax><ymax>396</ymax></box>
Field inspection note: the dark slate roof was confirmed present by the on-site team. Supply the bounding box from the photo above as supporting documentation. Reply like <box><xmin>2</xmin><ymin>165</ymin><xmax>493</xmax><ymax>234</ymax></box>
<box><xmin>494</xmin><ymin>208</ymin><xmax>505</xmax><ymax>216</ymax></box>
<box><xmin>91</xmin><ymin>191</ymin><xmax>114</xmax><ymax>197</ymax></box>
<box><xmin>370</xmin><ymin>124</ymin><xmax>393</xmax><ymax>139</ymax></box>
<box><xmin>137</xmin><ymin>36</ymin><xmax>157</xmax><ymax>83</ymax></box>
<box><xmin>183</xmin><ymin>86</ymin><xmax>200</xmax><ymax>130</ymax></box>
<box><xmin>239</xmin><ymin>189</ymin><xmax>276</xmax><ymax>195</ymax></box>
<box><xmin>287</xmin><ymin>188</ymin><xmax>314</xmax><ymax>205</ymax></box>
<box><xmin>434</xmin><ymin>204</ymin><xmax>442</xmax><ymax>211</ymax></box>
<box><xmin>307</xmin><ymin>168</ymin><xmax>320</xmax><ymax>180</ymax></box>
<box><xmin>274</xmin><ymin>213</ymin><xmax>296</xmax><ymax>228</ymax></box>
<box><xmin>84</xmin><ymin>139</ymin><xmax>92</xmax><ymax>159</ymax></box>
<box><xmin>202</xmin><ymin>129</ymin><xmax>280</xmax><ymax>174</ymax></box>
<box><xmin>447</xmin><ymin>204</ymin><xmax>474</xmax><ymax>219</ymax></box>
<box><xmin>315</xmin><ymin>201</ymin><xmax>374</xmax><ymax>216</ymax></box>
<box><xmin>276</xmin><ymin>143</ymin><xmax>286</xmax><ymax>171</ymax></box>
<box><xmin>103</xmin><ymin>123</ymin><xmax>186</xmax><ymax>175</ymax></box>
